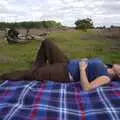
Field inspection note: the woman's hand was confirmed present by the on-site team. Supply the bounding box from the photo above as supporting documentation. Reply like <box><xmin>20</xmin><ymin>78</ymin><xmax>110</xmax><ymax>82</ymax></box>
<box><xmin>79</xmin><ymin>59</ymin><xmax>88</xmax><ymax>70</ymax></box>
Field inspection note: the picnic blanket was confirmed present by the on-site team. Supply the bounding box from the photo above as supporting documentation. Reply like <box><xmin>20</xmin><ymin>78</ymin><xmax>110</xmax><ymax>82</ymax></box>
<box><xmin>0</xmin><ymin>80</ymin><xmax>120</xmax><ymax>120</ymax></box>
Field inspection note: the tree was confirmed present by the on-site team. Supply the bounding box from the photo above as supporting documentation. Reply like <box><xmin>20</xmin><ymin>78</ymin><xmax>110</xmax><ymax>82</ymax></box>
<box><xmin>75</xmin><ymin>18</ymin><xmax>94</xmax><ymax>31</ymax></box>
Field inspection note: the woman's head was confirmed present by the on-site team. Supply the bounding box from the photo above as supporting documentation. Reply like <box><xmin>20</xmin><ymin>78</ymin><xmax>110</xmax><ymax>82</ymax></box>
<box><xmin>112</xmin><ymin>64</ymin><xmax>120</xmax><ymax>80</ymax></box>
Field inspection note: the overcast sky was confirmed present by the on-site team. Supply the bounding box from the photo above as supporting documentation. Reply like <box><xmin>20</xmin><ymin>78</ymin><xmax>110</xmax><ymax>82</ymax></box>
<box><xmin>0</xmin><ymin>0</ymin><xmax>120</xmax><ymax>27</ymax></box>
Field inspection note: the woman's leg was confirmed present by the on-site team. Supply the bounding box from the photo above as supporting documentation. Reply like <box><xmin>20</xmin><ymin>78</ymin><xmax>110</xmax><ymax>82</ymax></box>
<box><xmin>0</xmin><ymin>63</ymin><xmax>69</xmax><ymax>82</ymax></box>
<box><xmin>0</xmin><ymin>39</ymin><xmax>69</xmax><ymax>81</ymax></box>
<box><xmin>34</xmin><ymin>39</ymin><xmax>68</xmax><ymax>67</ymax></box>
<box><xmin>0</xmin><ymin>70</ymin><xmax>30</xmax><ymax>81</ymax></box>
<box><xmin>24</xmin><ymin>63</ymin><xmax>69</xmax><ymax>82</ymax></box>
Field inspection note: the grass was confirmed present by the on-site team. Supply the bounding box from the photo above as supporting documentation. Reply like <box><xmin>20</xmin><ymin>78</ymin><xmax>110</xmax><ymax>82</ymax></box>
<box><xmin>0</xmin><ymin>29</ymin><xmax>120</xmax><ymax>75</ymax></box>
<box><xmin>48</xmin><ymin>30</ymin><xmax>120</xmax><ymax>62</ymax></box>
<box><xmin>0</xmin><ymin>40</ymin><xmax>40</xmax><ymax>74</ymax></box>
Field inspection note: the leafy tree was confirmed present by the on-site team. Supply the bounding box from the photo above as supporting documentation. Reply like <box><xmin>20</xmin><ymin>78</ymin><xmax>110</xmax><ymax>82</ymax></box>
<box><xmin>75</xmin><ymin>18</ymin><xmax>94</xmax><ymax>31</ymax></box>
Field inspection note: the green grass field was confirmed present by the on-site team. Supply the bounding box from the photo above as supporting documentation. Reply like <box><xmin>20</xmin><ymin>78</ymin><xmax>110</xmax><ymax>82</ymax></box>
<box><xmin>0</xmin><ymin>29</ymin><xmax>120</xmax><ymax>75</ymax></box>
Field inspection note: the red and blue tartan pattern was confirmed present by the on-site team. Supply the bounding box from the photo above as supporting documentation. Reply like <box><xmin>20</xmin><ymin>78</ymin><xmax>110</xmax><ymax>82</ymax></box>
<box><xmin>0</xmin><ymin>80</ymin><xmax>120</xmax><ymax>120</ymax></box>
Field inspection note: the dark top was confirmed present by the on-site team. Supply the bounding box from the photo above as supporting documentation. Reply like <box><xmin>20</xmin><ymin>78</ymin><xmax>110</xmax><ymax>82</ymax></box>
<box><xmin>67</xmin><ymin>58</ymin><xmax>109</xmax><ymax>82</ymax></box>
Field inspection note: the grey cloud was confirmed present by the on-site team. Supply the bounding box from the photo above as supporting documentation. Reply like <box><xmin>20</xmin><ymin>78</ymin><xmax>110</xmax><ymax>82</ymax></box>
<box><xmin>101</xmin><ymin>4</ymin><xmax>120</xmax><ymax>15</ymax></box>
<box><xmin>0</xmin><ymin>0</ymin><xmax>120</xmax><ymax>27</ymax></box>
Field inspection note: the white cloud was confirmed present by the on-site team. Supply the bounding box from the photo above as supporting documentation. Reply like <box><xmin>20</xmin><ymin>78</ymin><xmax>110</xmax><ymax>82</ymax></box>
<box><xmin>0</xmin><ymin>0</ymin><xmax>120</xmax><ymax>27</ymax></box>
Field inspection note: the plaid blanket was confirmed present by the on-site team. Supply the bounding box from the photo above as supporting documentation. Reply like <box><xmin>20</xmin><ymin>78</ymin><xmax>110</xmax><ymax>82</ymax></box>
<box><xmin>0</xmin><ymin>80</ymin><xmax>120</xmax><ymax>120</ymax></box>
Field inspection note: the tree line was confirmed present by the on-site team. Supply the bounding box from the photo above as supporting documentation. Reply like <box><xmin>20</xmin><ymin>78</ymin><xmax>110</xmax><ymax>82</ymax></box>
<box><xmin>0</xmin><ymin>20</ymin><xmax>63</xmax><ymax>30</ymax></box>
<box><xmin>0</xmin><ymin>18</ymin><xmax>94</xmax><ymax>31</ymax></box>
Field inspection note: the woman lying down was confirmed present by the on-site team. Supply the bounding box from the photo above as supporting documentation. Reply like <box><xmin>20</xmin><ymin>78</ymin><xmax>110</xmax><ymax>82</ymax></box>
<box><xmin>0</xmin><ymin>39</ymin><xmax>120</xmax><ymax>91</ymax></box>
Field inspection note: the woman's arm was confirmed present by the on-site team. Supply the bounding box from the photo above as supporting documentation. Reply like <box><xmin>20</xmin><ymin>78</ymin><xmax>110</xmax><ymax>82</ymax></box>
<box><xmin>79</xmin><ymin>61</ymin><xmax>111</xmax><ymax>91</ymax></box>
